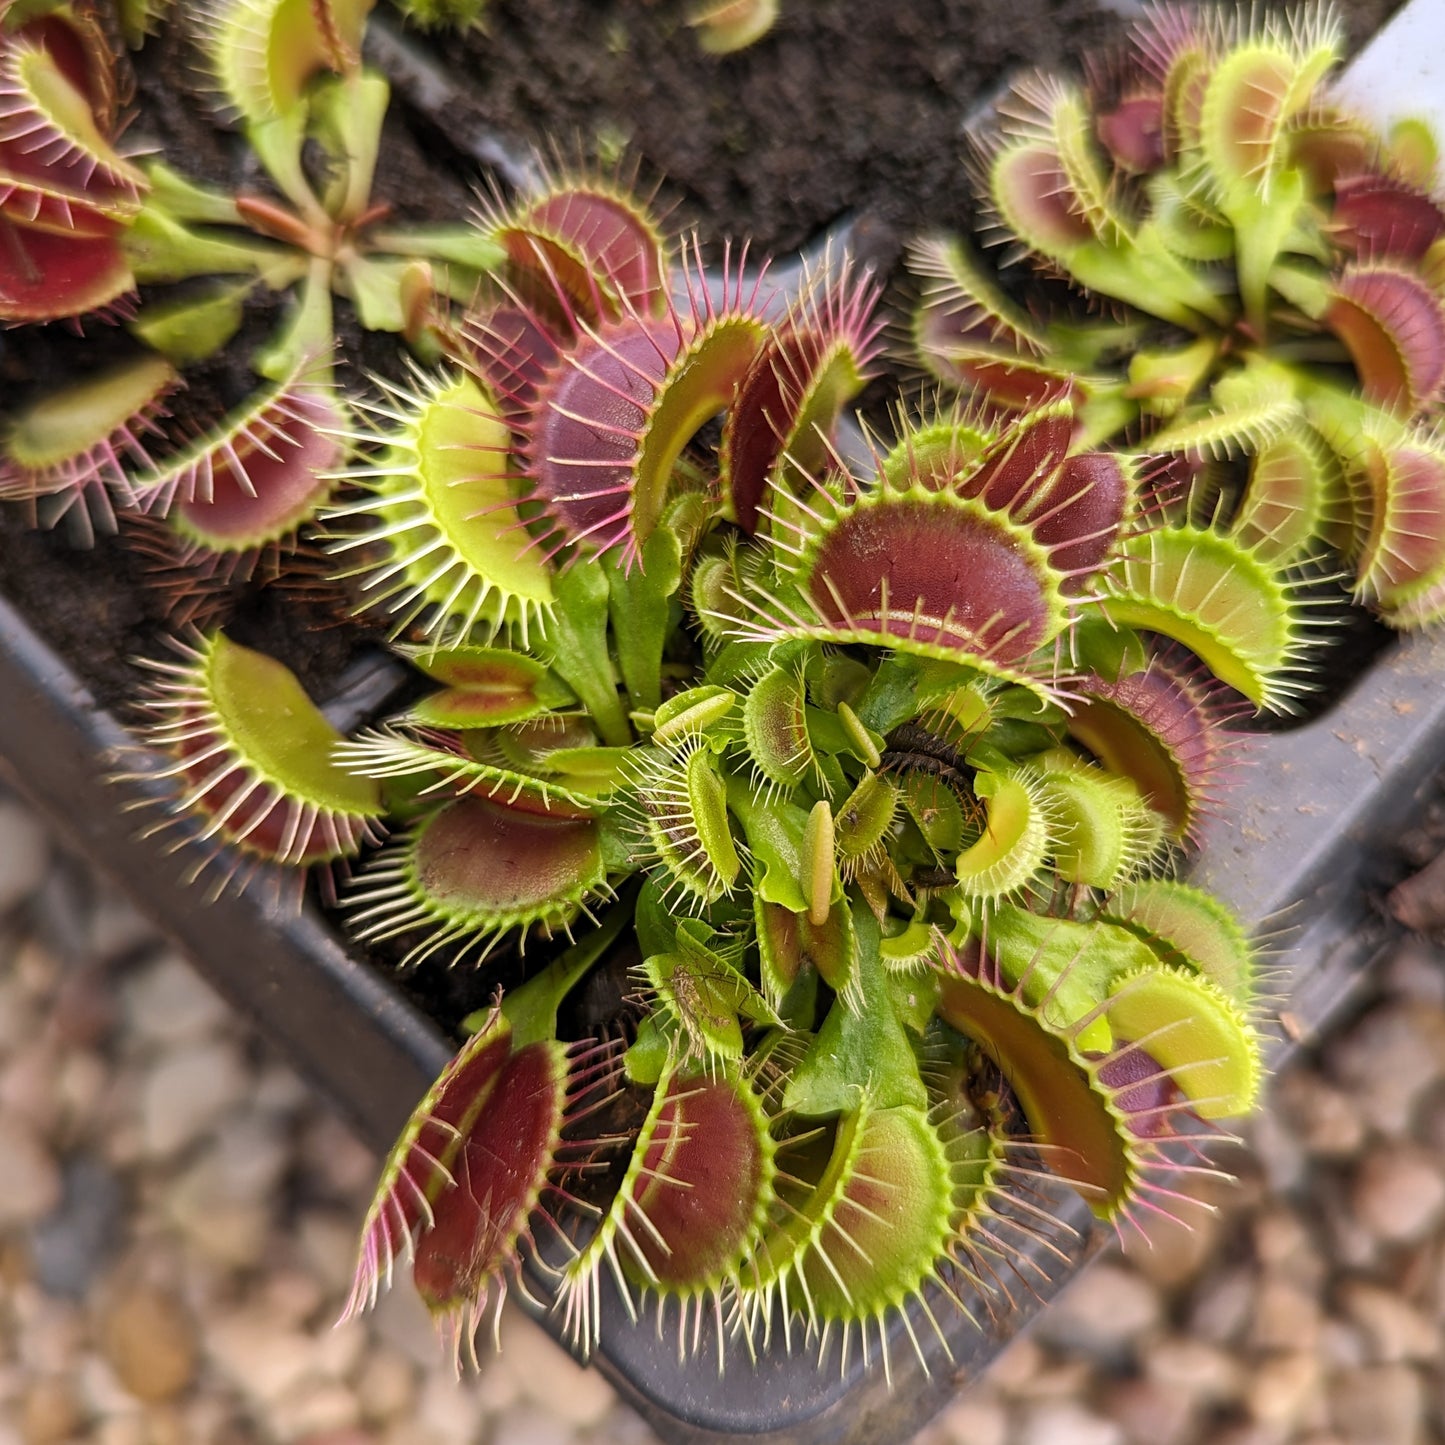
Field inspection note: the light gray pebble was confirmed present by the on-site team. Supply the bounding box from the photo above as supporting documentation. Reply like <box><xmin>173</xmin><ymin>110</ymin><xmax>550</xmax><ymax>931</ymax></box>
<box><xmin>1207</xmin><ymin>1426</ymin><xmax>1292</xmax><ymax>1445</ymax></box>
<box><xmin>1244</xmin><ymin>1351</ymin><xmax>1323</xmax><ymax>1429</ymax></box>
<box><xmin>270</xmin><ymin>1378</ymin><xmax>363</xmax><ymax>1441</ymax></box>
<box><xmin>985</xmin><ymin>1335</ymin><xmax>1044</xmax><ymax>1394</ymax></box>
<box><xmin>123</xmin><ymin>952</ymin><xmax>231</xmax><ymax>1048</ymax></box>
<box><xmin>72</xmin><ymin>1344</ymin><xmax>140</xmax><ymax>1416</ymax></box>
<box><xmin>0</xmin><ymin>801</ymin><xmax>50</xmax><ymax>917</ymax></box>
<box><xmin>0</xmin><ymin>974</ymin><xmax>35</xmax><ymax>1055</ymax></box>
<box><xmin>1320</xmin><ymin>1192</ymin><xmax>1381</xmax><ymax>1271</ymax></box>
<box><xmin>586</xmin><ymin>1404</ymin><xmax>660</xmax><ymax>1445</ymax></box>
<box><xmin>1124</xmin><ymin>1204</ymin><xmax>1224</xmax><ymax>1291</ymax></box>
<box><xmin>0</xmin><ymin>1115</ymin><xmax>61</xmax><ymax>1227</ymax></box>
<box><xmin>1032</xmin><ymin>1262</ymin><xmax>1163</xmax><ymax>1363</ymax></box>
<box><xmin>85</xmin><ymin>891</ymin><xmax>156</xmax><ymax>964</ymax></box>
<box><xmin>52</xmin><ymin>1048</ymin><xmax>111</xmax><ymax>1144</ymax></box>
<box><xmin>10</xmin><ymin>1286</ymin><xmax>86</xmax><ymax>1375</ymax></box>
<box><xmin>298</xmin><ymin>1113</ymin><xmax>379</xmax><ymax>1199</ymax></box>
<box><xmin>931</xmin><ymin>1394</ymin><xmax>1009</xmax><ymax>1445</ymax></box>
<box><xmin>1143</xmin><ymin>1337</ymin><xmax>1242</xmax><ymax>1404</ymax></box>
<box><xmin>1351</xmin><ymin>1146</ymin><xmax>1445</xmax><ymax>1246</ymax></box>
<box><xmin>90</xmin><ymin>1417</ymin><xmax>150</xmax><ymax>1445</ymax></box>
<box><xmin>1013</xmin><ymin>1360</ymin><xmax>1096</xmax><ymax>1403</ymax></box>
<box><xmin>353</xmin><ymin>1346</ymin><xmax>416</xmax><ymax>1424</ymax></box>
<box><xmin>202</xmin><ymin>1112</ymin><xmax>293</xmax><ymax>1204</ymax></box>
<box><xmin>497</xmin><ymin>1310</ymin><xmax>615</xmax><ymax>1428</ymax></box>
<box><xmin>298</xmin><ymin>1207</ymin><xmax>365</xmax><ymax>1299</ymax></box>
<box><xmin>1016</xmin><ymin>1401</ymin><xmax>1124</xmax><ymax>1445</ymax></box>
<box><xmin>206</xmin><ymin>1308</ymin><xmax>320</xmax><ymax>1404</ymax></box>
<box><xmin>11</xmin><ymin>936</ymin><xmax>61</xmax><ymax>997</ymax></box>
<box><xmin>261</xmin><ymin>1268</ymin><xmax>326</xmax><ymax>1329</ymax></box>
<box><xmin>1331</xmin><ymin>1002</ymin><xmax>1445</xmax><ymax>1138</ymax></box>
<box><xmin>1103</xmin><ymin>1376</ymin><xmax>1197</xmax><ymax>1445</ymax></box>
<box><xmin>1244</xmin><ymin>1105</ymin><xmax>1309</xmax><ymax>1193</ymax></box>
<box><xmin>385</xmin><ymin>1423</ymin><xmax>442</xmax><ymax>1445</ymax></box>
<box><xmin>252</xmin><ymin>1062</ymin><xmax>312</xmax><ymax>1117</ymax></box>
<box><xmin>1273</xmin><ymin>1070</ymin><xmax>1367</xmax><ymax>1158</ymax></box>
<box><xmin>1251</xmin><ymin>1208</ymin><xmax>1323</xmax><ymax>1284</ymax></box>
<box><xmin>0</xmin><ymin>1039</ymin><xmax>60</xmax><ymax>1133</ymax></box>
<box><xmin>408</xmin><ymin>1370</ymin><xmax>488</xmax><ymax>1445</ymax></box>
<box><xmin>140</xmin><ymin>1036</ymin><xmax>249</xmax><ymax>1159</ymax></box>
<box><xmin>166</xmin><ymin>1157</ymin><xmax>272</xmax><ymax>1270</ymax></box>
<box><xmin>1329</xmin><ymin>1364</ymin><xmax>1425</xmax><ymax>1445</ymax></box>
<box><xmin>1248</xmin><ymin>1278</ymin><xmax>1322</xmax><ymax>1353</ymax></box>
<box><xmin>372</xmin><ymin>1275</ymin><xmax>447</xmax><ymax>1371</ymax></box>
<box><xmin>29</xmin><ymin>866</ymin><xmax>95</xmax><ymax>963</ymax></box>
<box><xmin>1317</xmin><ymin>1318</ymin><xmax>1370</xmax><ymax>1371</ymax></box>
<box><xmin>1379</xmin><ymin>939</ymin><xmax>1445</xmax><ymax>1008</ymax></box>
<box><xmin>1336</xmin><ymin>1280</ymin><xmax>1440</xmax><ymax>1363</ymax></box>
<box><xmin>472</xmin><ymin>1353</ymin><xmax>522</xmax><ymax>1414</ymax></box>
<box><xmin>1187</xmin><ymin>1267</ymin><xmax>1256</xmax><ymax>1345</ymax></box>
<box><xmin>488</xmin><ymin>1404</ymin><xmax>577</xmax><ymax>1445</ymax></box>
<box><xmin>47</xmin><ymin>960</ymin><xmax>118</xmax><ymax>1050</ymax></box>
<box><xmin>310</xmin><ymin>1315</ymin><xmax>368</xmax><ymax>1383</ymax></box>
<box><xmin>1414</xmin><ymin>1078</ymin><xmax>1445</xmax><ymax>1156</ymax></box>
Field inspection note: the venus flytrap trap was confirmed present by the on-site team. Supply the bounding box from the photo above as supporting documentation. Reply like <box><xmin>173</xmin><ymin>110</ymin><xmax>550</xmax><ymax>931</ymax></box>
<box><xmin>342</xmin><ymin>905</ymin><xmax>633</xmax><ymax>1367</ymax></box>
<box><xmin>688</xmin><ymin>0</ymin><xmax>779</xmax><ymax>56</ymax></box>
<box><xmin>126</xmin><ymin>628</ymin><xmax>387</xmax><ymax>900</ymax></box>
<box><xmin>0</xmin><ymin>0</ymin><xmax>147</xmax><ymax>323</ymax></box>
<box><xmin>0</xmin><ymin>353</ymin><xmax>177</xmax><ymax>539</ymax></box>
<box><xmin>1</xmin><ymin>0</ymin><xmax>1439</xmax><ymax>1406</ymax></box>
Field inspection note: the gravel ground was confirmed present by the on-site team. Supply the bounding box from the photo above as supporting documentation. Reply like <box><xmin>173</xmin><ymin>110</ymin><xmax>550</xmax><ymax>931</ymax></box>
<box><xmin>0</xmin><ymin>792</ymin><xmax>1443</xmax><ymax>1445</ymax></box>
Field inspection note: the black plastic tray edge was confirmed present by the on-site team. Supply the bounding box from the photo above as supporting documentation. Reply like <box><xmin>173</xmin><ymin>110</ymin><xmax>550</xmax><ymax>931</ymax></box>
<box><xmin>3</xmin><ymin>585</ymin><xmax>1445</xmax><ymax>1442</ymax></box>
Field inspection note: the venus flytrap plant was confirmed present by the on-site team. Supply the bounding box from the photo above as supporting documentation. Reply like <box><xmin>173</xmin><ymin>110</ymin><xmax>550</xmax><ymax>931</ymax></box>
<box><xmin>2</xmin><ymin>0</ymin><xmax>504</xmax><ymax>576</ymax></box>
<box><xmin>128</xmin><ymin>363</ymin><xmax>350</xmax><ymax>578</ymax></box>
<box><xmin>313</xmin><ymin>174</ymin><xmax>1285</xmax><ymax>1367</ymax></box>
<box><xmin>1061</xmin><ymin>652</ymin><xmax>1233</xmax><ymax>845</ymax></box>
<box><xmin>140</xmin><ymin>0</ymin><xmax>498</xmax><ymax>371</ymax></box>
<box><xmin>0</xmin><ymin>352</ymin><xmax>177</xmax><ymax>541</ymax></box>
<box><xmin>909</xmin><ymin>2</ymin><xmax>1445</xmax><ymax>631</ymax></box>
<box><xmin>478</xmin><ymin>168</ymin><xmax>671</xmax><ymax>327</ymax></box>
<box><xmin>339</xmin><ymin>768</ymin><xmax>614</xmax><ymax>969</ymax></box>
<box><xmin>323</xmin><ymin>367</ymin><xmax>556</xmax><ymax>649</ymax></box>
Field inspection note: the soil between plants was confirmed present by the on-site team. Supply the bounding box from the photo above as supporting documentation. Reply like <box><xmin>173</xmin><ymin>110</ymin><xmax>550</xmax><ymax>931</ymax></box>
<box><xmin>0</xmin><ymin>0</ymin><xmax>1411</xmax><ymax>1037</ymax></box>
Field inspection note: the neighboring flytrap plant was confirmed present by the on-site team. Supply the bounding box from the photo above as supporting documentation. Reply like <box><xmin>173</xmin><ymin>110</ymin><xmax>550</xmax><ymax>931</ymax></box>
<box><xmin>0</xmin><ymin>0</ymin><xmax>500</xmax><ymax>555</ymax></box>
<box><xmin>910</xmin><ymin>3</ymin><xmax>1445</xmax><ymax>631</ymax></box>
<box><xmin>310</xmin><ymin>181</ymin><xmax>1274</xmax><ymax>1367</ymax></box>
<box><xmin>4</xmin><ymin>0</ymin><xmax>1432</xmax><ymax>1389</ymax></box>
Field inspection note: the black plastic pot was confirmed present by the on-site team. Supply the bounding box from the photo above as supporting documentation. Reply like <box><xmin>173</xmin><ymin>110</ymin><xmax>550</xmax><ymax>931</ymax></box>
<box><xmin>3</xmin><ymin>578</ymin><xmax>1444</xmax><ymax>1443</ymax></box>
